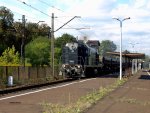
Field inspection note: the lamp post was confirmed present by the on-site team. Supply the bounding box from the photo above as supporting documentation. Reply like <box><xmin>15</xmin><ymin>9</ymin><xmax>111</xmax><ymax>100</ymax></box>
<box><xmin>113</xmin><ymin>17</ymin><xmax>130</xmax><ymax>80</ymax></box>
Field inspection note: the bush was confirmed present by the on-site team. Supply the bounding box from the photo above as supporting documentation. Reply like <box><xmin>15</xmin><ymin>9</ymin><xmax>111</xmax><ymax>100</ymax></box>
<box><xmin>25</xmin><ymin>36</ymin><xmax>50</xmax><ymax>66</ymax></box>
<box><xmin>0</xmin><ymin>45</ymin><xmax>20</xmax><ymax>66</ymax></box>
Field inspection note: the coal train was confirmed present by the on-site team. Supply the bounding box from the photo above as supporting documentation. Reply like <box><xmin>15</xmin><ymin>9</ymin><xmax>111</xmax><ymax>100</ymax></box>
<box><xmin>59</xmin><ymin>40</ymin><xmax>122</xmax><ymax>78</ymax></box>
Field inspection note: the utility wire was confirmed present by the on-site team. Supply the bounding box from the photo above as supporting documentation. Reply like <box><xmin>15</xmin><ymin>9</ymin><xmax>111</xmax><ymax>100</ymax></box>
<box><xmin>55</xmin><ymin>19</ymin><xmax>88</xmax><ymax>36</ymax></box>
<box><xmin>16</xmin><ymin>0</ymin><xmax>73</xmax><ymax>20</ymax></box>
<box><xmin>37</xmin><ymin>0</ymin><xmax>64</xmax><ymax>13</ymax></box>
<box><xmin>37</xmin><ymin>0</ymin><xmax>80</xmax><ymax>18</ymax></box>
<box><xmin>16</xmin><ymin>0</ymin><xmax>51</xmax><ymax>18</ymax></box>
<box><xmin>16</xmin><ymin>0</ymin><xmax>88</xmax><ymax>36</ymax></box>
<box><xmin>16</xmin><ymin>0</ymin><xmax>79</xmax><ymax>30</ymax></box>
<box><xmin>12</xmin><ymin>10</ymin><xmax>43</xmax><ymax>22</ymax></box>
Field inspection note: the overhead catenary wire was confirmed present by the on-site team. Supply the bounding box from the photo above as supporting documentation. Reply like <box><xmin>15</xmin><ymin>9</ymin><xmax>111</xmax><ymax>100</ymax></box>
<box><xmin>16</xmin><ymin>0</ymin><xmax>51</xmax><ymax>18</ymax></box>
<box><xmin>37</xmin><ymin>0</ymin><xmax>77</xmax><ymax>18</ymax></box>
<box><xmin>12</xmin><ymin>11</ymin><xmax>44</xmax><ymax>23</ymax></box>
<box><xmin>4</xmin><ymin>0</ymin><xmax>89</xmax><ymax>33</ymax></box>
<box><xmin>16</xmin><ymin>0</ymin><xmax>69</xmax><ymax>18</ymax></box>
<box><xmin>15</xmin><ymin>0</ymin><xmax>89</xmax><ymax>36</ymax></box>
<box><xmin>16</xmin><ymin>0</ymin><xmax>77</xmax><ymax>24</ymax></box>
<box><xmin>0</xmin><ymin>1</ymin><xmax>44</xmax><ymax>23</ymax></box>
<box><xmin>54</xmin><ymin>18</ymin><xmax>90</xmax><ymax>36</ymax></box>
<box><xmin>37</xmin><ymin>0</ymin><xmax>65</xmax><ymax>13</ymax></box>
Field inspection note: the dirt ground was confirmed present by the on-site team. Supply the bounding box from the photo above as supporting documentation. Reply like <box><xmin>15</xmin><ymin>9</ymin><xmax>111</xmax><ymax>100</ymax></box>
<box><xmin>85</xmin><ymin>70</ymin><xmax>150</xmax><ymax>113</ymax></box>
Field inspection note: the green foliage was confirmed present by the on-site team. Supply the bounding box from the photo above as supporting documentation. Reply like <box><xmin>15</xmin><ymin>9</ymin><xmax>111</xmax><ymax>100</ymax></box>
<box><xmin>0</xmin><ymin>6</ymin><xmax>16</xmax><ymax>54</ymax></box>
<box><xmin>55</xmin><ymin>33</ymin><xmax>77</xmax><ymax>48</ymax></box>
<box><xmin>26</xmin><ymin>23</ymin><xmax>50</xmax><ymax>42</ymax></box>
<box><xmin>0</xmin><ymin>6</ymin><xmax>78</xmax><ymax>65</ymax></box>
<box><xmin>0</xmin><ymin>6</ymin><xmax>51</xmax><ymax>56</ymax></box>
<box><xmin>144</xmin><ymin>55</ymin><xmax>150</xmax><ymax>62</ymax></box>
<box><xmin>0</xmin><ymin>6</ymin><xmax>14</xmax><ymax>31</ymax></box>
<box><xmin>54</xmin><ymin>47</ymin><xmax>62</xmax><ymax>65</ymax></box>
<box><xmin>0</xmin><ymin>45</ymin><xmax>20</xmax><ymax>66</ymax></box>
<box><xmin>99</xmin><ymin>40</ymin><xmax>117</xmax><ymax>56</ymax></box>
<box><xmin>25</xmin><ymin>36</ymin><xmax>50</xmax><ymax>66</ymax></box>
<box><xmin>143</xmin><ymin>55</ymin><xmax>150</xmax><ymax>68</ymax></box>
<box><xmin>123</xmin><ymin>50</ymin><xmax>130</xmax><ymax>54</ymax></box>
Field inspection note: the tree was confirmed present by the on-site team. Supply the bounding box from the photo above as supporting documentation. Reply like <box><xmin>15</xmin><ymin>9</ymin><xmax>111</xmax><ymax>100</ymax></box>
<box><xmin>123</xmin><ymin>50</ymin><xmax>130</xmax><ymax>54</ymax></box>
<box><xmin>54</xmin><ymin>47</ymin><xmax>62</xmax><ymax>65</ymax></box>
<box><xmin>25</xmin><ymin>23</ymin><xmax>50</xmax><ymax>40</ymax></box>
<box><xmin>25</xmin><ymin>36</ymin><xmax>50</xmax><ymax>66</ymax></box>
<box><xmin>55</xmin><ymin>33</ymin><xmax>76</xmax><ymax>48</ymax></box>
<box><xmin>99</xmin><ymin>40</ymin><xmax>117</xmax><ymax>56</ymax></box>
<box><xmin>37</xmin><ymin>23</ymin><xmax>50</xmax><ymax>37</ymax></box>
<box><xmin>0</xmin><ymin>6</ymin><xmax>15</xmax><ymax>54</ymax></box>
<box><xmin>0</xmin><ymin>45</ymin><xmax>20</xmax><ymax>66</ymax></box>
<box><xmin>0</xmin><ymin>6</ymin><xmax>14</xmax><ymax>31</ymax></box>
<box><xmin>142</xmin><ymin>55</ymin><xmax>150</xmax><ymax>68</ymax></box>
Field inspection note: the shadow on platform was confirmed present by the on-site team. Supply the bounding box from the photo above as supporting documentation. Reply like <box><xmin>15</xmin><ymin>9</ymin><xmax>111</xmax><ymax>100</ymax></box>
<box><xmin>97</xmin><ymin>74</ymin><xmax>119</xmax><ymax>78</ymax></box>
<box><xmin>139</xmin><ymin>75</ymin><xmax>150</xmax><ymax>80</ymax></box>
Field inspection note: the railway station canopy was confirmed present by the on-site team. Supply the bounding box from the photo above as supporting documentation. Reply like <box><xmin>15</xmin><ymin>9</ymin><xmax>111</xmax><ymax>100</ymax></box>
<box><xmin>106</xmin><ymin>52</ymin><xmax>145</xmax><ymax>59</ymax></box>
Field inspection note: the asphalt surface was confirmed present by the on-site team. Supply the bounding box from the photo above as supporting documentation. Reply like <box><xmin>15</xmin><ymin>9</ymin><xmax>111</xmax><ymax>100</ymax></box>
<box><xmin>85</xmin><ymin>70</ymin><xmax>150</xmax><ymax>113</ymax></box>
<box><xmin>0</xmin><ymin>70</ymin><xmax>149</xmax><ymax>113</ymax></box>
<box><xmin>0</xmin><ymin>76</ymin><xmax>117</xmax><ymax>113</ymax></box>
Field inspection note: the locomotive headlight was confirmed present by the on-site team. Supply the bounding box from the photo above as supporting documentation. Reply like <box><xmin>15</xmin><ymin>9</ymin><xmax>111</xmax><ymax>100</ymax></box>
<box><xmin>62</xmin><ymin>64</ymin><xmax>66</xmax><ymax>68</ymax></box>
<box><xmin>77</xmin><ymin>65</ymin><xmax>81</xmax><ymax>68</ymax></box>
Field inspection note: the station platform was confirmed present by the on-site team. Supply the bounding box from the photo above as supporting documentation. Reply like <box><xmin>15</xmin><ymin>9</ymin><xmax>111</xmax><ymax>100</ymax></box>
<box><xmin>86</xmin><ymin>70</ymin><xmax>150</xmax><ymax>113</ymax></box>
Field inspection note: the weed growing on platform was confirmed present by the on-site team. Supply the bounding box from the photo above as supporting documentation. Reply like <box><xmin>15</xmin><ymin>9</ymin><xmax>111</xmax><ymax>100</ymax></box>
<box><xmin>41</xmin><ymin>78</ymin><xmax>127</xmax><ymax>113</ymax></box>
<box><xmin>116</xmin><ymin>97</ymin><xmax>150</xmax><ymax>106</ymax></box>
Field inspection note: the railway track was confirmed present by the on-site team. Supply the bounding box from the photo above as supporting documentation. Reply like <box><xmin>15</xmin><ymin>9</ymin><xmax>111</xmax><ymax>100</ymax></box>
<box><xmin>0</xmin><ymin>73</ymin><xmax>119</xmax><ymax>96</ymax></box>
<box><xmin>0</xmin><ymin>78</ymin><xmax>75</xmax><ymax>95</ymax></box>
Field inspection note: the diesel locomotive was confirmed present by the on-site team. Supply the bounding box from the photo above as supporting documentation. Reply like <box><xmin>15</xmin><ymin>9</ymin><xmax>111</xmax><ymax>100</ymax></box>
<box><xmin>59</xmin><ymin>39</ymin><xmax>129</xmax><ymax>78</ymax></box>
<box><xmin>60</xmin><ymin>40</ymin><xmax>100</xmax><ymax>78</ymax></box>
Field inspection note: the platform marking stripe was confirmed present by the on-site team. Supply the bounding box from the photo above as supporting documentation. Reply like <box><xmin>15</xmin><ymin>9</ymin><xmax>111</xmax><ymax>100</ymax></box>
<box><xmin>0</xmin><ymin>78</ymin><xmax>96</xmax><ymax>101</ymax></box>
<box><xmin>146</xmin><ymin>70</ymin><xmax>150</xmax><ymax>76</ymax></box>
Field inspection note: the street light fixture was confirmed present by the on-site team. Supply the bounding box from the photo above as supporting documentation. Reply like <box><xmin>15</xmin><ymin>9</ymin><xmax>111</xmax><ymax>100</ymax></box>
<box><xmin>37</xmin><ymin>21</ymin><xmax>45</xmax><ymax>24</ymax></box>
<box><xmin>113</xmin><ymin>17</ymin><xmax>130</xmax><ymax>80</ymax></box>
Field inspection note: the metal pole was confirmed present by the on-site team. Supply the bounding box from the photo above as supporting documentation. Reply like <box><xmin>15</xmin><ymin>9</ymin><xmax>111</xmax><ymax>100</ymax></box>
<box><xmin>22</xmin><ymin>15</ymin><xmax>25</xmax><ymax>67</ymax></box>
<box><xmin>51</xmin><ymin>13</ymin><xmax>55</xmax><ymax>77</ymax></box>
<box><xmin>54</xmin><ymin>16</ymin><xmax>81</xmax><ymax>32</ymax></box>
<box><xmin>50</xmin><ymin>14</ymin><xmax>80</xmax><ymax>78</ymax></box>
<box><xmin>120</xmin><ymin>21</ymin><xmax>122</xmax><ymax>80</ymax></box>
<box><xmin>113</xmin><ymin>17</ymin><xmax>130</xmax><ymax>80</ymax></box>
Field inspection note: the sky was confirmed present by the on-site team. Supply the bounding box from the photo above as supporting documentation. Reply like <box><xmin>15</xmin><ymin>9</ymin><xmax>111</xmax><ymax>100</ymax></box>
<box><xmin>0</xmin><ymin>0</ymin><xmax>150</xmax><ymax>55</ymax></box>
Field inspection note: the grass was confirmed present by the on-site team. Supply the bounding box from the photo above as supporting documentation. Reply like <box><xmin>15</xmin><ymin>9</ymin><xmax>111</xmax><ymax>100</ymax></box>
<box><xmin>116</xmin><ymin>97</ymin><xmax>150</xmax><ymax>106</ymax></box>
<box><xmin>41</xmin><ymin>78</ymin><xmax>127</xmax><ymax>113</ymax></box>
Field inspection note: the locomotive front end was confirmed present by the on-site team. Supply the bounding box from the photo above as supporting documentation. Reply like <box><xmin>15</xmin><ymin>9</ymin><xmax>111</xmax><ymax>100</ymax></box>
<box><xmin>61</xmin><ymin>64</ymin><xmax>83</xmax><ymax>78</ymax></box>
<box><xmin>60</xmin><ymin>42</ymin><xmax>84</xmax><ymax>78</ymax></box>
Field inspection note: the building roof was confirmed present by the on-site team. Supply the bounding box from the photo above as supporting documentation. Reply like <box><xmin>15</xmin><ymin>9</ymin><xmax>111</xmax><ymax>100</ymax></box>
<box><xmin>86</xmin><ymin>40</ymin><xmax>100</xmax><ymax>46</ymax></box>
<box><xmin>106</xmin><ymin>52</ymin><xmax>145</xmax><ymax>59</ymax></box>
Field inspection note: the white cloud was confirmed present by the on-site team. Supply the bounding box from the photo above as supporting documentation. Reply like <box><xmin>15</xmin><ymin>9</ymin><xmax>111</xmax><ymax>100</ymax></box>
<box><xmin>133</xmin><ymin>0</ymin><xmax>146</xmax><ymax>8</ymax></box>
<box><xmin>1</xmin><ymin>0</ymin><xmax>150</xmax><ymax>55</ymax></box>
<box><xmin>55</xmin><ymin>0</ymin><xmax>150</xmax><ymax>55</ymax></box>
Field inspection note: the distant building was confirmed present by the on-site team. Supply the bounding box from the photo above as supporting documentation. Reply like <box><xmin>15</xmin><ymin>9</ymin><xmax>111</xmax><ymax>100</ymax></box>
<box><xmin>86</xmin><ymin>40</ymin><xmax>100</xmax><ymax>51</ymax></box>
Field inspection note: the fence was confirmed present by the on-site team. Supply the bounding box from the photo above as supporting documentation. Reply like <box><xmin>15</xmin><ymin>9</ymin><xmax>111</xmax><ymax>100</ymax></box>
<box><xmin>0</xmin><ymin>66</ymin><xmax>62</xmax><ymax>89</ymax></box>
